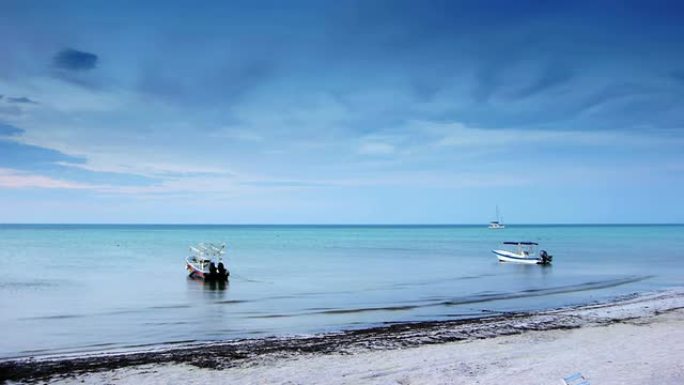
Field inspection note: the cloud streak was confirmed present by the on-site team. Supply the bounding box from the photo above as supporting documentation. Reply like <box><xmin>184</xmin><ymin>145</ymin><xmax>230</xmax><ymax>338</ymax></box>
<box><xmin>0</xmin><ymin>168</ymin><xmax>97</xmax><ymax>190</ymax></box>
<box><xmin>0</xmin><ymin>122</ymin><xmax>24</xmax><ymax>137</ymax></box>
<box><xmin>5</xmin><ymin>96</ymin><xmax>38</xmax><ymax>104</ymax></box>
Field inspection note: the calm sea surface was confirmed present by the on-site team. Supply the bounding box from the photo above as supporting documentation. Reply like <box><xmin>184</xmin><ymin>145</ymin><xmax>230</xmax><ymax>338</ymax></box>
<box><xmin>0</xmin><ymin>224</ymin><xmax>682</xmax><ymax>358</ymax></box>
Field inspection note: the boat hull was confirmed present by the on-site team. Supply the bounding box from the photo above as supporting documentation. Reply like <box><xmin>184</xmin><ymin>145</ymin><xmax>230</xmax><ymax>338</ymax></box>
<box><xmin>186</xmin><ymin>262</ymin><xmax>206</xmax><ymax>279</ymax></box>
<box><xmin>185</xmin><ymin>260</ymin><xmax>229</xmax><ymax>280</ymax></box>
<box><xmin>492</xmin><ymin>249</ymin><xmax>546</xmax><ymax>264</ymax></box>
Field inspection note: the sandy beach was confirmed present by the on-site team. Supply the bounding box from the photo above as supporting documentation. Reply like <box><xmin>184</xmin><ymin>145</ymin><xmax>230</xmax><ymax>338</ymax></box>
<box><xmin>3</xmin><ymin>289</ymin><xmax>683</xmax><ymax>385</ymax></box>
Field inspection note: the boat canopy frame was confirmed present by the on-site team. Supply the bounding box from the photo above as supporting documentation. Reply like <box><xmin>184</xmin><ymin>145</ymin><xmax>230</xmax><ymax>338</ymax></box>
<box><xmin>503</xmin><ymin>241</ymin><xmax>538</xmax><ymax>245</ymax></box>
<box><xmin>189</xmin><ymin>242</ymin><xmax>226</xmax><ymax>262</ymax></box>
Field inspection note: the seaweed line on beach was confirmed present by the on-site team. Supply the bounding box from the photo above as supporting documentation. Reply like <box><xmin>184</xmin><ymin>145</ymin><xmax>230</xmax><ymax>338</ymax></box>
<box><xmin>1</xmin><ymin>289</ymin><xmax>682</xmax><ymax>383</ymax></box>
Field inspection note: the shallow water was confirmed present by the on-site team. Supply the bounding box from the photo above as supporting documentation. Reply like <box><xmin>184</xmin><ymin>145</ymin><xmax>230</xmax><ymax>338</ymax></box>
<box><xmin>0</xmin><ymin>224</ymin><xmax>682</xmax><ymax>358</ymax></box>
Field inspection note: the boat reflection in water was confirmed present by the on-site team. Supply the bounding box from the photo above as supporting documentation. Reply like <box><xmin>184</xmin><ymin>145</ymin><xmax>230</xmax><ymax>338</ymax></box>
<box><xmin>187</xmin><ymin>275</ymin><xmax>229</xmax><ymax>292</ymax></box>
<box><xmin>186</xmin><ymin>277</ymin><xmax>228</xmax><ymax>307</ymax></box>
<box><xmin>203</xmin><ymin>279</ymin><xmax>228</xmax><ymax>291</ymax></box>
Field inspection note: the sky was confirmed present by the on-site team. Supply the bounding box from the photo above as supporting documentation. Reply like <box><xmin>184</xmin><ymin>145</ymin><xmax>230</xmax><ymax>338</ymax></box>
<box><xmin>0</xmin><ymin>0</ymin><xmax>683</xmax><ymax>224</ymax></box>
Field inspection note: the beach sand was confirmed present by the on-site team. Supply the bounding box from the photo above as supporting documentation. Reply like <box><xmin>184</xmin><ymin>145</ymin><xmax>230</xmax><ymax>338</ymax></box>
<box><xmin>4</xmin><ymin>290</ymin><xmax>684</xmax><ymax>384</ymax></box>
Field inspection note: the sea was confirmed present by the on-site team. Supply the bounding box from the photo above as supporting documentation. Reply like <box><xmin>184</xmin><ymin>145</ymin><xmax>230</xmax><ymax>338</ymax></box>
<box><xmin>0</xmin><ymin>224</ymin><xmax>682</xmax><ymax>359</ymax></box>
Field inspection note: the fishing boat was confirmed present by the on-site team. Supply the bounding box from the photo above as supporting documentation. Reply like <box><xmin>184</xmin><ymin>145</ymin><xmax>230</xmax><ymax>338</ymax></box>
<box><xmin>488</xmin><ymin>205</ymin><xmax>505</xmax><ymax>229</ymax></box>
<box><xmin>492</xmin><ymin>242</ymin><xmax>553</xmax><ymax>264</ymax></box>
<box><xmin>185</xmin><ymin>242</ymin><xmax>230</xmax><ymax>280</ymax></box>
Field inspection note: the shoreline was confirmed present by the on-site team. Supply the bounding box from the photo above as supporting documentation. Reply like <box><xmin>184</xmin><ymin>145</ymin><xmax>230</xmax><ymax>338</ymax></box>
<box><xmin>2</xmin><ymin>288</ymin><xmax>683</xmax><ymax>383</ymax></box>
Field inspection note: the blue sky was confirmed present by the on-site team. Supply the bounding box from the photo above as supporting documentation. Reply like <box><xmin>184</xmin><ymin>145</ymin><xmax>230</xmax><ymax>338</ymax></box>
<box><xmin>1</xmin><ymin>0</ymin><xmax>683</xmax><ymax>223</ymax></box>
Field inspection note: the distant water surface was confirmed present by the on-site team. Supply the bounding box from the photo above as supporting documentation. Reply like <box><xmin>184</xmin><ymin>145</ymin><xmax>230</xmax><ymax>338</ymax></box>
<box><xmin>0</xmin><ymin>224</ymin><xmax>682</xmax><ymax>358</ymax></box>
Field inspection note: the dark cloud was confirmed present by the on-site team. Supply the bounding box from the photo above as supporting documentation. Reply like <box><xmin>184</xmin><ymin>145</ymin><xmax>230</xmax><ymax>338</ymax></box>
<box><xmin>671</xmin><ymin>70</ymin><xmax>684</xmax><ymax>83</ymax></box>
<box><xmin>570</xmin><ymin>84</ymin><xmax>683</xmax><ymax>129</ymax></box>
<box><xmin>137</xmin><ymin>57</ymin><xmax>275</xmax><ymax>108</ymax></box>
<box><xmin>472</xmin><ymin>65</ymin><xmax>500</xmax><ymax>103</ymax></box>
<box><xmin>0</xmin><ymin>122</ymin><xmax>24</xmax><ymax>136</ymax></box>
<box><xmin>455</xmin><ymin>79</ymin><xmax>684</xmax><ymax>132</ymax></box>
<box><xmin>513</xmin><ymin>64</ymin><xmax>574</xmax><ymax>99</ymax></box>
<box><xmin>53</xmin><ymin>48</ymin><xmax>98</xmax><ymax>71</ymax></box>
<box><xmin>0</xmin><ymin>105</ymin><xmax>23</xmax><ymax>116</ymax></box>
<box><xmin>572</xmin><ymin>83</ymin><xmax>654</xmax><ymax>116</ymax></box>
<box><xmin>5</xmin><ymin>96</ymin><xmax>38</xmax><ymax>104</ymax></box>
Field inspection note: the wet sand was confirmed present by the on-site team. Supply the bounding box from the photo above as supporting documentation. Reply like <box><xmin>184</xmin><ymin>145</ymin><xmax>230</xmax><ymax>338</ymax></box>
<box><xmin>2</xmin><ymin>289</ymin><xmax>683</xmax><ymax>384</ymax></box>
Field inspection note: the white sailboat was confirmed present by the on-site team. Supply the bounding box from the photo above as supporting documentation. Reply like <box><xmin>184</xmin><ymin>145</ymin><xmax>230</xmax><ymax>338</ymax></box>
<box><xmin>488</xmin><ymin>206</ymin><xmax>505</xmax><ymax>229</ymax></box>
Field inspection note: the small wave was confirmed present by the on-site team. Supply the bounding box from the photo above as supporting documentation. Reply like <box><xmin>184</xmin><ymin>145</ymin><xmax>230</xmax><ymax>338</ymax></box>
<box><xmin>21</xmin><ymin>314</ymin><xmax>85</xmax><ymax>321</ymax></box>
<box><xmin>142</xmin><ymin>321</ymin><xmax>190</xmax><ymax>326</ymax></box>
<box><xmin>440</xmin><ymin>276</ymin><xmax>652</xmax><ymax>306</ymax></box>
<box><xmin>120</xmin><ymin>339</ymin><xmax>198</xmax><ymax>350</ymax></box>
<box><xmin>246</xmin><ymin>330</ymin><xmax>266</xmax><ymax>335</ymax></box>
<box><xmin>21</xmin><ymin>303</ymin><xmax>195</xmax><ymax>321</ymax></box>
<box><xmin>0</xmin><ymin>281</ymin><xmax>61</xmax><ymax>289</ymax></box>
<box><xmin>215</xmin><ymin>299</ymin><xmax>249</xmax><ymax>304</ymax></box>
<box><xmin>149</xmin><ymin>304</ymin><xmax>193</xmax><ymax>310</ymax></box>
<box><xmin>316</xmin><ymin>305</ymin><xmax>419</xmax><ymax>315</ymax></box>
<box><xmin>388</xmin><ymin>274</ymin><xmax>498</xmax><ymax>290</ymax></box>
<box><xmin>417</xmin><ymin>312</ymin><xmax>493</xmax><ymax>319</ymax></box>
<box><xmin>247</xmin><ymin>314</ymin><xmax>291</xmax><ymax>319</ymax></box>
<box><xmin>81</xmin><ymin>342</ymin><xmax>117</xmax><ymax>349</ymax></box>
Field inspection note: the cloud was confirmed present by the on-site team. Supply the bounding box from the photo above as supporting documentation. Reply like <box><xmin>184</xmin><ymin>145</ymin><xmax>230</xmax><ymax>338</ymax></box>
<box><xmin>0</xmin><ymin>122</ymin><xmax>24</xmax><ymax>136</ymax></box>
<box><xmin>513</xmin><ymin>64</ymin><xmax>574</xmax><ymax>99</ymax></box>
<box><xmin>671</xmin><ymin>70</ymin><xmax>684</xmax><ymax>83</ymax></box>
<box><xmin>0</xmin><ymin>137</ymin><xmax>86</xmax><ymax>172</ymax></box>
<box><xmin>415</xmin><ymin>121</ymin><xmax>682</xmax><ymax>149</ymax></box>
<box><xmin>136</xmin><ymin>56</ymin><xmax>275</xmax><ymax>107</ymax></box>
<box><xmin>53</xmin><ymin>48</ymin><xmax>98</xmax><ymax>71</ymax></box>
<box><xmin>240</xmin><ymin>179</ymin><xmax>332</xmax><ymax>188</ymax></box>
<box><xmin>0</xmin><ymin>105</ymin><xmax>23</xmax><ymax>116</ymax></box>
<box><xmin>0</xmin><ymin>126</ymin><xmax>161</xmax><ymax>188</ymax></box>
<box><xmin>357</xmin><ymin>141</ymin><xmax>396</xmax><ymax>156</ymax></box>
<box><xmin>574</xmin><ymin>83</ymin><xmax>652</xmax><ymax>115</ymax></box>
<box><xmin>5</xmin><ymin>96</ymin><xmax>38</xmax><ymax>104</ymax></box>
<box><xmin>210</xmin><ymin>129</ymin><xmax>263</xmax><ymax>142</ymax></box>
<box><xmin>0</xmin><ymin>168</ymin><xmax>96</xmax><ymax>190</ymax></box>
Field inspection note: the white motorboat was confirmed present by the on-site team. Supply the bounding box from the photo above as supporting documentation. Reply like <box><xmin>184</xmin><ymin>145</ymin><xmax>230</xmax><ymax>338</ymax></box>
<box><xmin>488</xmin><ymin>206</ymin><xmax>505</xmax><ymax>229</ymax></box>
<box><xmin>185</xmin><ymin>242</ymin><xmax>230</xmax><ymax>280</ymax></box>
<box><xmin>492</xmin><ymin>242</ymin><xmax>553</xmax><ymax>264</ymax></box>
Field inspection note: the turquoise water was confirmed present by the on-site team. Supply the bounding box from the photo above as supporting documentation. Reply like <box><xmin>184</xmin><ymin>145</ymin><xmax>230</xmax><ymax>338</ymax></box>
<box><xmin>0</xmin><ymin>224</ymin><xmax>682</xmax><ymax>359</ymax></box>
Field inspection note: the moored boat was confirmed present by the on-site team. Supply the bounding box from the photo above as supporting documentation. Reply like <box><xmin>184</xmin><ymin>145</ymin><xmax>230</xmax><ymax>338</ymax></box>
<box><xmin>185</xmin><ymin>243</ymin><xmax>230</xmax><ymax>280</ymax></box>
<box><xmin>488</xmin><ymin>221</ymin><xmax>505</xmax><ymax>229</ymax></box>
<box><xmin>488</xmin><ymin>205</ymin><xmax>505</xmax><ymax>229</ymax></box>
<box><xmin>492</xmin><ymin>241</ymin><xmax>553</xmax><ymax>264</ymax></box>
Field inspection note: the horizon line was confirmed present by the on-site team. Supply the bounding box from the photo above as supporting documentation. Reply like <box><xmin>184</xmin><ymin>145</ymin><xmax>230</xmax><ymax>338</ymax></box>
<box><xmin>1</xmin><ymin>222</ymin><xmax>682</xmax><ymax>226</ymax></box>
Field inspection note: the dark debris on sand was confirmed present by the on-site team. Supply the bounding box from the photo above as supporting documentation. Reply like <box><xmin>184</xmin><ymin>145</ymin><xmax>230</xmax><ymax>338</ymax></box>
<box><xmin>0</xmin><ymin>312</ymin><xmax>582</xmax><ymax>383</ymax></box>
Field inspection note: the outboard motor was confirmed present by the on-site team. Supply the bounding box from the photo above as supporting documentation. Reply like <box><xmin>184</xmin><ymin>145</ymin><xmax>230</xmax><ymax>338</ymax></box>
<box><xmin>539</xmin><ymin>250</ymin><xmax>553</xmax><ymax>264</ymax></box>
<box><xmin>209</xmin><ymin>262</ymin><xmax>217</xmax><ymax>279</ymax></box>
<box><xmin>217</xmin><ymin>262</ymin><xmax>229</xmax><ymax>280</ymax></box>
